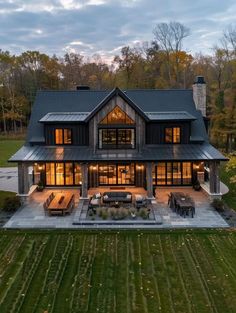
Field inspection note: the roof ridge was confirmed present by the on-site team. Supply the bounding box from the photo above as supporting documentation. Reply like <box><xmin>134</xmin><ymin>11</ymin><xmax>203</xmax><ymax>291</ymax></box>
<box><xmin>37</xmin><ymin>90</ymin><xmax>110</xmax><ymax>93</ymax></box>
<box><xmin>36</xmin><ymin>89</ymin><xmax>193</xmax><ymax>93</ymax></box>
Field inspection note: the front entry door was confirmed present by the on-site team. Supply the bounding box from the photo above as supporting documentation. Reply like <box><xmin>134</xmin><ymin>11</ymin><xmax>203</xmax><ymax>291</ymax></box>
<box><xmin>117</xmin><ymin>164</ymin><xmax>134</xmax><ymax>185</ymax></box>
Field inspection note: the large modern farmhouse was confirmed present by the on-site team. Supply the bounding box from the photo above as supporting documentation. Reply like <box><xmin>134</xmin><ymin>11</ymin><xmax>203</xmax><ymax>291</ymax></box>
<box><xmin>10</xmin><ymin>76</ymin><xmax>227</xmax><ymax>200</ymax></box>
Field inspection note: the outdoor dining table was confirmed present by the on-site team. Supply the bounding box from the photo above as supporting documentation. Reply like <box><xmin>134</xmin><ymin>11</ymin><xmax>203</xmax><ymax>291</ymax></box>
<box><xmin>170</xmin><ymin>192</ymin><xmax>195</xmax><ymax>218</ymax></box>
<box><xmin>47</xmin><ymin>192</ymin><xmax>73</xmax><ymax>216</ymax></box>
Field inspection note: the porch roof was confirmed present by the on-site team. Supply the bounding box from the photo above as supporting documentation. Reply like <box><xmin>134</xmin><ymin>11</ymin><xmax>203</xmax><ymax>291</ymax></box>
<box><xmin>9</xmin><ymin>143</ymin><xmax>227</xmax><ymax>162</ymax></box>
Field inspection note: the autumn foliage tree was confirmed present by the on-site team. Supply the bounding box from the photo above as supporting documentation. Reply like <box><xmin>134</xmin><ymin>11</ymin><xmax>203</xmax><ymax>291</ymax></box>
<box><xmin>0</xmin><ymin>21</ymin><xmax>235</xmax><ymax>152</ymax></box>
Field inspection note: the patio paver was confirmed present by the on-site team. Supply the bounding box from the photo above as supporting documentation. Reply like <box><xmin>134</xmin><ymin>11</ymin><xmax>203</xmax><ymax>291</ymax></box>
<box><xmin>3</xmin><ymin>187</ymin><xmax>229</xmax><ymax>229</ymax></box>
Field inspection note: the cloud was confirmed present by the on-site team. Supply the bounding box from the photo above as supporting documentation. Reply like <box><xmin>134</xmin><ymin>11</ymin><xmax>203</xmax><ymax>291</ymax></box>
<box><xmin>0</xmin><ymin>0</ymin><xmax>235</xmax><ymax>60</ymax></box>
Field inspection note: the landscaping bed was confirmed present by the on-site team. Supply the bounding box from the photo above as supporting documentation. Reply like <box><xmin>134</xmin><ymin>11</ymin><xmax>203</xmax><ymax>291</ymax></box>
<box><xmin>0</xmin><ymin>191</ymin><xmax>19</xmax><ymax>227</ymax></box>
<box><xmin>0</xmin><ymin>229</ymin><xmax>236</xmax><ymax>313</ymax></box>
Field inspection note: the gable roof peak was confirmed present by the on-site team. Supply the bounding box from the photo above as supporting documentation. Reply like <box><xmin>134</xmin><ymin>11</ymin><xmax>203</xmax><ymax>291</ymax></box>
<box><xmin>84</xmin><ymin>86</ymin><xmax>149</xmax><ymax>122</ymax></box>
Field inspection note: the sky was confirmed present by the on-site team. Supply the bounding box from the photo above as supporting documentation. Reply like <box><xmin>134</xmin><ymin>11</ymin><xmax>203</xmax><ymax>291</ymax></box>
<box><xmin>0</xmin><ymin>0</ymin><xmax>235</xmax><ymax>62</ymax></box>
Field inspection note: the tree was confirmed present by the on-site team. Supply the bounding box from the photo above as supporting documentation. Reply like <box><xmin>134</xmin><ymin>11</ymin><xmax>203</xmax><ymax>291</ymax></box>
<box><xmin>153</xmin><ymin>21</ymin><xmax>190</xmax><ymax>86</ymax></box>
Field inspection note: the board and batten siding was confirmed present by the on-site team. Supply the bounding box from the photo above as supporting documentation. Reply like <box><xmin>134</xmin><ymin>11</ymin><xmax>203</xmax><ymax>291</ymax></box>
<box><xmin>44</xmin><ymin>123</ymin><xmax>89</xmax><ymax>145</ymax></box>
<box><xmin>89</xmin><ymin>95</ymin><xmax>146</xmax><ymax>152</ymax></box>
<box><xmin>146</xmin><ymin>121</ymin><xmax>191</xmax><ymax>144</ymax></box>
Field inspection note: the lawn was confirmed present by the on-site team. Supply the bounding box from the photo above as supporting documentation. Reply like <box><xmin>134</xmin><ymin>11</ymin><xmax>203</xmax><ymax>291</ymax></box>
<box><xmin>220</xmin><ymin>162</ymin><xmax>236</xmax><ymax>210</ymax></box>
<box><xmin>0</xmin><ymin>190</ymin><xmax>16</xmax><ymax>208</ymax></box>
<box><xmin>0</xmin><ymin>230</ymin><xmax>235</xmax><ymax>313</ymax></box>
<box><xmin>0</xmin><ymin>140</ymin><xmax>24</xmax><ymax>167</ymax></box>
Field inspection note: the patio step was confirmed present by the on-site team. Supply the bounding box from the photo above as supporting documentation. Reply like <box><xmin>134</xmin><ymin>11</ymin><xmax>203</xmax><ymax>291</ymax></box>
<box><xmin>72</xmin><ymin>220</ymin><xmax>159</xmax><ymax>226</ymax></box>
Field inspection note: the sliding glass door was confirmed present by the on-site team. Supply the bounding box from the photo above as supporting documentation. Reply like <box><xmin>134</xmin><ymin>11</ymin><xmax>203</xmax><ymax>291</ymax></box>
<box><xmin>153</xmin><ymin>162</ymin><xmax>192</xmax><ymax>185</ymax></box>
<box><xmin>98</xmin><ymin>163</ymin><xmax>135</xmax><ymax>185</ymax></box>
<box><xmin>42</xmin><ymin>162</ymin><xmax>81</xmax><ymax>186</ymax></box>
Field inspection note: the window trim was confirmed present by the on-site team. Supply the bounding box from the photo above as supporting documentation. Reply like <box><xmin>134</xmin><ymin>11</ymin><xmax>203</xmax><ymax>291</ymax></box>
<box><xmin>98</xmin><ymin>127</ymin><xmax>136</xmax><ymax>149</ymax></box>
<box><xmin>54</xmin><ymin>128</ymin><xmax>72</xmax><ymax>145</ymax></box>
<box><xmin>153</xmin><ymin>162</ymin><xmax>193</xmax><ymax>186</ymax></box>
<box><xmin>39</xmin><ymin>162</ymin><xmax>82</xmax><ymax>186</ymax></box>
<box><xmin>164</xmin><ymin>127</ymin><xmax>181</xmax><ymax>144</ymax></box>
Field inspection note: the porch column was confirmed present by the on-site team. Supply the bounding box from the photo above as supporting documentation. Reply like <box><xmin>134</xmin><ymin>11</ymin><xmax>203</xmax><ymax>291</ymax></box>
<box><xmin>81</xmin><ymin>163</ymin><xmax>89</xmax><ymax>198</ymax></box>
<box><xmin>209</xmin><ymin>161</ymin><xmax>220</xmax><ymax>194</ymax></box>
<box><xmin>18</xmin><ymin>162</ymin><xmax>30</xmax><ymax>195</ymax></box>
<box><xmin>146</xmin><ymin>162</ymin><xmax>153</xmax><ymax>198</ymax></box>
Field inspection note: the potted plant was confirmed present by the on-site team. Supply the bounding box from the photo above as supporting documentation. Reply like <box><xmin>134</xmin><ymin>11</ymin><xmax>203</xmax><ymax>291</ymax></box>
<box><xmin>36</xmin><ymin>180</ymin><xmax>44</xmax><ymax>192</ymax></box>
<box><xmin>193</xmin><ymin>179</ymin><xmax>201</xmax><ymax>191</ymax></box>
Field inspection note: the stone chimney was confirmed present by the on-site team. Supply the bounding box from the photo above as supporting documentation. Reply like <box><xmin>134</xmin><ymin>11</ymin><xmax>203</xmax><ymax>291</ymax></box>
<box><xmin>192</xmin><ymin>76</ymin><xmax>206</xmax><ymax>117</ymax></box>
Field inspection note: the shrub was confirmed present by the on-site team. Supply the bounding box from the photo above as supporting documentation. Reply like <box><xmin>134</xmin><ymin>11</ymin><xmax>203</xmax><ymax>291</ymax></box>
<box><xmin>101</xmin><ymin>210</ymin><xmax>108</xmax><ymax>220</ymax></box>
<box><xmin>36</xmin><ymin>180</ymin><xmax>44</xmax><ymax>192</ymax></box>
<box><xmin>193</xmin><ymin>179</ymin><xmax>201</xmax><ymax>191</ymax></box>
<box><xmin>119</xmin><ymin>208</ymin><xmax>127</xmax><ymax>219</ymax></box>
<box><xmin>139</xmin><ymin>208</ymin><xmax>149</xmax><ymax>219</ymax></box>
<box><xmin>211</xmin><ymin>198</ymin><xmax>224</xmax><ymax>212</ymax></box>
<box><xmin>109</xmin><ymin>208</ymin><xmax>116</xmax><ymax>218</ymax></box>
<box><xmin>3</xmin><ymin>196</ymin><xmax>21</xmax><ymax>212</ymax></box>
<box><xmin>88</xmin><ymin>209</ymin><xmax>94</xmax><ymax>217</ymax></box>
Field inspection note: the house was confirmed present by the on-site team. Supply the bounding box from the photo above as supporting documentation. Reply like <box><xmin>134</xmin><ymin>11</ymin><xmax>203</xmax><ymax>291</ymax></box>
<box><xmin>9</xmin><ymin>76</ymin><xmax>227</xmax><ymax>199</ymax></box>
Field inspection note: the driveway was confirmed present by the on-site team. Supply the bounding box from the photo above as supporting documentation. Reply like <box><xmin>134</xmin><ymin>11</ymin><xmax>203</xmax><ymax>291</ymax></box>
<box><xmin>0</xmin><ymin>167</ymin><xmax>18</xmax><ymax>193</ymax></box>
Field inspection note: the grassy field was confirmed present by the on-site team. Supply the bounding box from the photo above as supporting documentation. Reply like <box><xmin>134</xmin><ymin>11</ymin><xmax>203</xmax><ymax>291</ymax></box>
<box><xmin>0</xmin><ymin>230</ymin><xmax>235</xmax><ymax>313</ymax></box>
<box><xmin>220</xmin><ymin>162</ymin><xmax>236</xmax><ymax>210</ymax></box>
<box><xmin>0</xmin><ymin>191</ymin><xmax>16</xmax><ymax>208</ymax></box>
<box><xmin>0</xmin><ymin>140</ymin><xmax>24</xmax><ymax>167</ymax></box>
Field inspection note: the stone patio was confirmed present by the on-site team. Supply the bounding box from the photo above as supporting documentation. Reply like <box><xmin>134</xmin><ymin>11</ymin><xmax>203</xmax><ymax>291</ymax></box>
<box><xmin>3</xmin><ymin>187</ymin><xmax>229</xmax><ymax>229</ymax></box>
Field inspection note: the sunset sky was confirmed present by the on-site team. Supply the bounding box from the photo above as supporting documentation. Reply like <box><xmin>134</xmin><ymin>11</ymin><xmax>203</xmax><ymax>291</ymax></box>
<box><xmin>0</xmin><ymin>0</ymin><xmax>235</xmax><ymax>60</ymax></box>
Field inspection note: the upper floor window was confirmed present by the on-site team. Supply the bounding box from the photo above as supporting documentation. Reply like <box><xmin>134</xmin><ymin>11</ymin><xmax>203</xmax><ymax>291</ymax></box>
<box><xmin>165</xmin><ymin>127</ymin><xmax>181</xmax><ymax>143</ymax></box>
<box><xmin>100</xmin><ymin>106</ymin><xmax>135</xmax><ymax>125</ymax></box>
<box><xmin>55</xmin><ymin>128</ymin><xmax>72</xmax><ymax>144</ymax></box>
<box><xmin>99</xmin><ymin>128</ymin><xmax>135</xmax><ymax>149</ymax></box>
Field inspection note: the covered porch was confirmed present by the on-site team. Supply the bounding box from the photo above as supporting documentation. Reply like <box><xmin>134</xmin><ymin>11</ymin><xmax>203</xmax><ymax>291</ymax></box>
<box><xmin>17</xmin><ymin>159</ymin><xmax>224</xmax><ymax>201</ymax></box>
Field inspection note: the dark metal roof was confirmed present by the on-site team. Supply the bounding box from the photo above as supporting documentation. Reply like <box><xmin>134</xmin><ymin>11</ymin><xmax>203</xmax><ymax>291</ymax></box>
<box><xmin>9</xmin><ymin>143</ymin><xmax>227</xmax><ymax>162</ymax></box>
<box><xmin>26</xmin><ymin>88</ymin><xmax>208</xmax><ymax>144</ymax></box>
<box><xmin>39</xmin><ymin>112</ymin><xmax>90</xmax><ymax>122</ymax></box>
<box><xmin>84</xmin><ymin>87</ymin><xmax>149</xmax><ymax>123</ymax></box>
<box><xmin>145</xmin><ymin>111</ymin><xmax>196</xmax><ymax>121</ymax></box>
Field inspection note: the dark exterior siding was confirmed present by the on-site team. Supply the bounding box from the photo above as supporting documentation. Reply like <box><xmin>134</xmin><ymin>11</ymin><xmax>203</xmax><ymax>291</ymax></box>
<box><xmin>45</xmin><ymin>123</ymin><xmax>89</xmax><ymax>145</ymax></box>
<box><xmin>146</xmin><ymin>122</ymin><xmax>190</xmax><ymax>144</ymax></box>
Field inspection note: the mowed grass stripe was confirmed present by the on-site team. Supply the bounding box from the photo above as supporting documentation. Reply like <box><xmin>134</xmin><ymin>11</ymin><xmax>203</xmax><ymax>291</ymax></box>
<box><xmin>0</xmin><ymin>235</ymin><xmax>27</xmax><ymax>303</ymax></box>
<box><xmin>0</xmin><ymin>235</ymin><xmax>25</xmax><ymax>278</ymax></box>
<box><xmin>161</xmin><ymin>235</ymin><xmax>192</xmax><ymax>312</ymax></box>
<box><xmin>0</xmin><ymin>237</ymin><xmax>47</xmax><ymax>313</ymax></box>
<box><xmin>199</xmin><ymin>236</ymin><xmax>236</xmax><ymax>312</ymax></box>
<box><xmin>171</xmin><ymin>235</ymin><xmax>214</xmax><ymax>313</ymax></box>
<box><xmin>34</xmin><ymin>234</ymin><xmax>73</xmax><ymax>313</ymax></box>
<box><xmin>18</xmin><ymin>236</ymin><xmax>57</xmax><ymax>313</ymax></box>
<box><xmin>168</xmin><ymin>235</ymin><xmax>193</xmax><ymax>313</ymax></box>
<box><xmin>0</xmin><ymin>231</ymin><xmax>236</xmax><ymax>313</ymax></box>
<box><xmin>73</xmin><ymin>235</ymin><xmax>98</xmax><ymax>312</ymax></box>
<box><xmin>88</xmin><ymin>234</ymin><xmax>116</xmax><ymax>313</ymax></box>
<box><xmin>209</xmin><ymin>235</ymin><xmax>236</xmax><ymax>278</ymax></box>
<box><xmin>139</xmin><ymin>235</ymin><xmax>160</xmax><ymax>312</ymax></box>
<box><xmin>186</xmin><ymin>236</ymin><xmax>222</xmax><ymax>313</ymax></box>
<box><xmin>53</xmin><ymin>235</ymin><xmax>86</xmax><ymax>313</ymax></box>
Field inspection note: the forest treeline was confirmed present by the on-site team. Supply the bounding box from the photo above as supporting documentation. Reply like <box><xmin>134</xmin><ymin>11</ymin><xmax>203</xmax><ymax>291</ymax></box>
<box><xmin>0</xmin><ymin>22</ymin><xmax>235</xmax><ymax>151</ymax></box>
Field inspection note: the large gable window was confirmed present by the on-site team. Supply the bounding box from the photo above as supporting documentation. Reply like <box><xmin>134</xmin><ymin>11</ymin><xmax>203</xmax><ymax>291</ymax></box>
<box><xmin>100</xmin><ymin>106</ymin><xmax>135</xmax><ymax>125</ymax></box>
<box><xmin>98</xmin><ymin>106</ymin><xmax>135</xmax><ymax>149</ymax></box>
<box><xmin>99</xmin><ymin>128</ymin><xmax>135</xmax><ymax>149</ymax></box>
<box><xmin>55</xmin><ymin>128</ymin><xmax>72</xmax><ymax>145</ymax></box>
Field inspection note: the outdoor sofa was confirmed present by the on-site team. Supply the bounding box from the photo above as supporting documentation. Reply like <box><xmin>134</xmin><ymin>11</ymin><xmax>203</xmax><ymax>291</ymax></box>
<box><xmin>102</xmin><ymin>192</ymin><xmax>132</xmax><ymax>204</ymax></box>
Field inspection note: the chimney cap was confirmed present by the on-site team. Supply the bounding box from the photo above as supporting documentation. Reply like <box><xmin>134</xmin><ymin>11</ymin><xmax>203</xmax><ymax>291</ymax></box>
<box><xmin>76</xmin><ymin>85</ymin><xmax>90</xmax><ymax>90</ymax></box>
<box><xmin>194</xmin><ymin>76</ymin><xmax>206</xmax><ymax>84</ymax></box>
